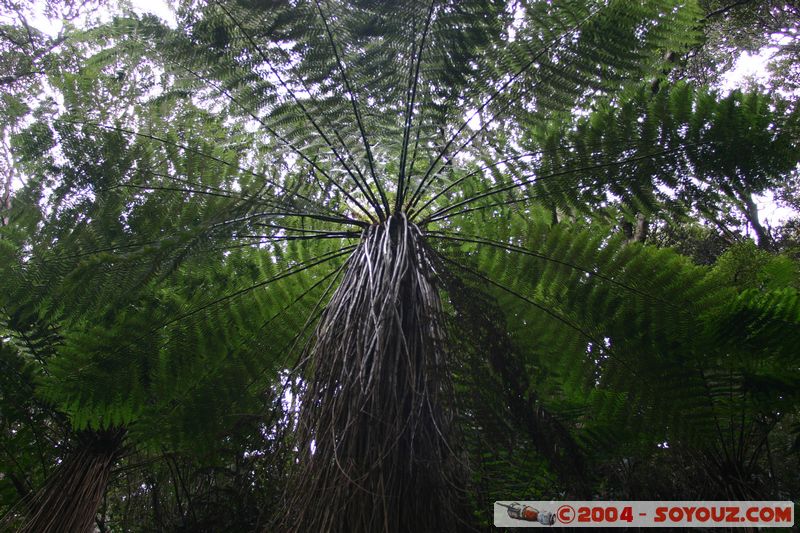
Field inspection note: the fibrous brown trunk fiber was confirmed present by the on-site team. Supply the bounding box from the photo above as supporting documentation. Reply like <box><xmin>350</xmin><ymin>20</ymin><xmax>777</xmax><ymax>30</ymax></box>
<box><xmin>283</xmin><ymin>214</ymin><xmax>467</xmax><ymax>532</ymax></box>
<box><xmin>2</xmin><ymin>428</ymin><xmax>125</xmax><ymax>533</ymax></box>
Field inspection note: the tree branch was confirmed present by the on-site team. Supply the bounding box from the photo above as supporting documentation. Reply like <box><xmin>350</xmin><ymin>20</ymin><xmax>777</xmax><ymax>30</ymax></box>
<box><xmin>703</xmin><ymin>0</ymin><xmax>756</xmax><ymax>22</ymax></box>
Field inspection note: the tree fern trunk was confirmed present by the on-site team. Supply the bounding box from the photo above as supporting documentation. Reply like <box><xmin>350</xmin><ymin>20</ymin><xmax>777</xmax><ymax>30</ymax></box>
<box><xmin>3</xmin><ymin>428</ymin><xmax>125</xmax><ymax>533</ymax></box>
<box><xmin>283</xmin><ymin>214</ymin><xmax>468</xmax><ymax>532</ymax></box>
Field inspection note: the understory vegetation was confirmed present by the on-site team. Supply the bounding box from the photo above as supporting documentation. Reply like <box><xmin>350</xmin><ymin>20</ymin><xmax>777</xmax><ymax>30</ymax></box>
<box><xmin>1</xmin><ymin>0</ymin><xmax>799</xmax><ymax>531</ymax></box>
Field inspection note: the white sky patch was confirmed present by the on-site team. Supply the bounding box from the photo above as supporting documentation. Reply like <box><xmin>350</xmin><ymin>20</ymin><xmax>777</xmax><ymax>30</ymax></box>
<box><xmin>12</xmin><ymin>6</ymin><xmax>61</xmax><ymax>37</ymax></box>
<box><xmin>507</xmin><ymin>2</ymin><xmax>525</xmax><ymax>42</ymax></box>
<box><xmin>16</xmin><ymin>0</ymin><xmax>177</xmax><ymax>36</ymax></box>
<box><xmin>720</xmin><ymin>47</ymin><xmax>775</xmax><ymax>93</ymax></box>
<box><xmin>465</xmin><ymin>108</ymin><xmax>481</xmax><ymax>131</ymax></box>
<box><xmin>128</xmin><ymin>0</ymin><xmax>177</xmax><ymax>28</ymax></box>
<box><xmin>755</xmin><ymin>190</ymin><xmax>797</xmax><ymax>228</ymax></box>
<box><xmin>719</xmin><ymin>41</ymin><xmax>800</xmax><ymax>227</ymax></box>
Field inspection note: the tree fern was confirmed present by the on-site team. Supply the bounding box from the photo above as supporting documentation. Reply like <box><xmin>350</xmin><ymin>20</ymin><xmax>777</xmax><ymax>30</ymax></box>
<box><xmin>3</xmin><ymin>0</ymin><xmax>799</xmax><ymax>530</ymax></box>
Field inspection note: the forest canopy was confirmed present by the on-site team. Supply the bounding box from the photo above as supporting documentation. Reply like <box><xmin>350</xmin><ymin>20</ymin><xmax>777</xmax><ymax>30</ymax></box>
<box><xmin>1</xmin><ymin>0</ymin><xmax>799</xmax><ymax>531</ymax></box>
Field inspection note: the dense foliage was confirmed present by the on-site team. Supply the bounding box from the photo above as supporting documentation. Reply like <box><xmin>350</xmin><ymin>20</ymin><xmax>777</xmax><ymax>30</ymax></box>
<box><xmin>1</xmin><ymin>0</ymin><xmax>799</xmax><ymax>531</ymax></box>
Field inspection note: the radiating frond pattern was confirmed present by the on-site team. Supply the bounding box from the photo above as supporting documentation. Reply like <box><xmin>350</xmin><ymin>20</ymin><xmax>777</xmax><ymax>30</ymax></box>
<box><xmin>3</xmin><ymin>0</ymin><xmax>799</xmax><ymax>530</ymax></box>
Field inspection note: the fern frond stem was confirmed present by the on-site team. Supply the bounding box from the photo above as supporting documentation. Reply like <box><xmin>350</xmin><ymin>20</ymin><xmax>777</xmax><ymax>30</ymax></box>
<box><xmin>29</xmin><ymin>225</ymin><xmax>351</xmax><ymax>271</ymax></box>
<box><xmin>426</xmin><ymin>168</ymin><xmax>672</xmax><ymax>224</ymax></box>
<box><xmin>26</xmin><ymin>240</ymin><xmax>161</xmax><ymax>263</ymax></box>
<box><xmin>411</xmin><ymin>134</ymin><xmax>657</xmax><ymax>218</ymax></box>
<box><xmin>235</xmin><ymin>228</ymin><xmax>361</xmax><ymax>239</ymax></box>
<box><xmin>54</xmin><ymin>118</ymin><xmax>353</xmax><ymax>221</ymax></box>
<box><xmin>0</xmin><ymin>319</ymin><xmax>52</xmax><ymax>376</ymax></box>
<box><xmin>421</xmin><ymin>144</ymin><xmax>700</xmax><ymax>223</ymax></box>
<box><xmin>157</xmin><ymin>244</ymin><xmax>356</xmax><ymax>332</ymax></box>
<box><xmin>409</xmin><ymin>84</ymin><xmax>570</xmax><ymax>213</ymax></box>
<box><xmin>140</xmin><ymin>163</ymin><xmax>302</xmax><ymax>213</ymax></box>
<box><xmin>411</xmin><ymin>0</ymin><xmax>710</xmax><ymax>212</ymax></box>
<box><xmin>330</xmin><ymin>127</ymin><xmax>382</xmax><ymax>211</ymax></box>
<box><xmin>196</xmin><ymin>276</ymin><xmax>344</xmax><ymax>453</ymax></box>
<box><xmin>278</xmin><ymin>267</ymin><xmax>347</xmax><ymax>378</ymax></box>
<box><xmin>107</xmin><ymin>181</ymin><xmax>330</xmax><ymax>224</ymax></box>
<box><xmin>405</xmin><ymin>8</ymin><xmax>598</xmax><ymax>211</ymax></box>
<box><xmin>136</xmin><ymin>169</ymin><xmax>260</xmax><ymax>199</ymax></box>
<box><xmin>203</xmin><ymin>240</ymin><xmax>302</xmax><ymax>253</ymax></box>
<box><xmin>211</xmin><ymin>0</ymin><xmax>383</xmax><ymax>221</ymax></box>
<box><xmin>160</xmin><ymin>53</ymin><xmax>379</xmax><ymax>224</ymax></box>
<box><xmin>266</xmin><ymin>41</ymin><xmax>380</xmax><ymax>212</ymax></box>
<box><xmin>406</xmin><ymin>90</ymin><xmax>427</xmax><ymax>192</ymax></box>
<box><xmin>214</xmin><ymin>211</ymin><xmax>364</xmax><ymax>232</ymax></box>
<box><xmin>154</xmin><ymin>257</ymin><xmax>348</xmax><ymax>434</ymax></box>
<box><xmin>247</xmin><ymin>257</ymin><xmax>350</xmax><ymax>399</ymax></box>
<box><xmin>313</xmin><ymin>0</ymin><xmax>390</xmax><ymax>217</ymax></box>
<box><xmin>427</xmin><ymin>232</ymin><xmax>675</xmax><ymax>308</ymax></box>
<box><xmin>410</xmin><ymin>150</ymin><xmax>550</xmax><ymax>217</ymax></box>
<box><xmin>261</xmin><ymin>208</ymin><xmax>368</xmax><ymax>228</ymax></box>
<box><xmin>212</xmin><ymin>210</ymin><xmax>367</xmax><ymax>229</ymax></box>
<box><xmin>232</xmin><ymin>233</ymin><xmax>360</xmax><ymax>242</ymax></box>
<box><xmin>439</xmin><ymin>254</ymin><xmax>636</xmax><ymax>376</ymax></box>
<box><xmin>251</xmin><ymin>222</ymin><xmax>357</xmax><ymax>234</ymax></box>
<box><xmin>103</xmin><ymin>183</ymin><xmax>246</xmax><ymax>201</ymax></box>
<box><xmin>425</xmin><ymin>187</ymin><xmax>576</xmax><ymax>222</ymax></box>
<box><xmin>272</xmin><ymin>256</ymin><xmax>348</xmax><ymax>360</ymax></box>
<box><xmin>397</xmin><ymin>7</ymin><xmax>420</xmax><ymax>212</ymax></box>
<box><xmin>397</xmin><ymin>0</ymin><xmax>436</xmax><ymax>211</ymax></box>
<box><xmin>85</xmin><ymin>244</ymin><xmax>355</xmax><ymax>389</ymax></box>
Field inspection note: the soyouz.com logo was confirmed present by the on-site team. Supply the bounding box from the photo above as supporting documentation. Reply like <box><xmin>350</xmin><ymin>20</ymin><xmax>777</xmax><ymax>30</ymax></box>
<box><xmin>493</xmin><ymin>501</ymin><xmax>795</xmax><ymax>527</ymax></box>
